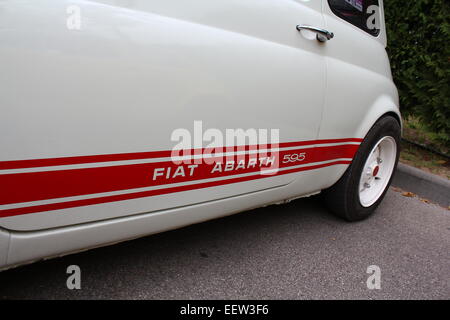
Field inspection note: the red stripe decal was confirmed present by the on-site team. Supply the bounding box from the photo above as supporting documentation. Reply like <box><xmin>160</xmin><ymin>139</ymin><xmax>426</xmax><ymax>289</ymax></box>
<box><xmin>0</xmin><ymin>145</ymin><xmax>358</xmax><ymax>205</ymax></box>
<box><xmin>0</xmin><ymin>139</ymin><xmax>361</xmax><ymax>218</ymax></box>
<box><xmin>0</xmin><ymin>160</ymin><xmax>351</xmax><ymax>218</ymax></box>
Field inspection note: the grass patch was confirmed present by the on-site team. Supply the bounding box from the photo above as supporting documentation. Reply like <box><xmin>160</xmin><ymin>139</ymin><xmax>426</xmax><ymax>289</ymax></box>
<box><xmin>399</xmin><ymin>116</ymin><xmax>449</xmax><ymax>179</ymax></box>
<box><xmin>400</xmin><ymin>141</ymin><xmax>450</xmax><ymax>180</ymax></box>
<box><xmin>403</xmin><ymin>116</ymin><xmax>449</xmax><ymax>156</ymax></box>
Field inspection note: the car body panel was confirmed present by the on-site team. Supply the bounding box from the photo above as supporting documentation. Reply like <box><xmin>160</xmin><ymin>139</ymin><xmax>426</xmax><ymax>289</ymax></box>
<box><xmin>0</xmin><ymin>229</ymin><xmax>9</xmax><ymax>269</ymax></box>
<box><xmin>1</xmin><ymin>0</ymin><xmax>329</xmax><ymax>230</ymax></box>
<box><xmin>0</xmin><ymin>0</ymin><xmax>400</xmax><ymax>270</ymax></box>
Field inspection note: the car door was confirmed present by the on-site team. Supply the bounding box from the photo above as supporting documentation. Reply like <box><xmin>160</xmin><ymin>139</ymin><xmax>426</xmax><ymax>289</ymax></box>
<box><xmin>0</xmin><ymin>0</ymin><xmax>328</xmax><ymax>231</ymax></box>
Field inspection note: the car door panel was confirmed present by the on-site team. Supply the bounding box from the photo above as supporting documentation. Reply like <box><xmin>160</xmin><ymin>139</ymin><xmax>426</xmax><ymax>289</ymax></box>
<box><xmin>0</xmin><ymin>0</ymin><xmax>328</xmax><ymax>231</ymax></box>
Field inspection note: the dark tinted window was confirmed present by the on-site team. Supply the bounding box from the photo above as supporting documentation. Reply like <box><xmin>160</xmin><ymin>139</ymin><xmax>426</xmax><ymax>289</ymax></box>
<box><xmin>328</xmin><ymin>0</ymin><xmax>380</xmax><ymax>36</ymax></box>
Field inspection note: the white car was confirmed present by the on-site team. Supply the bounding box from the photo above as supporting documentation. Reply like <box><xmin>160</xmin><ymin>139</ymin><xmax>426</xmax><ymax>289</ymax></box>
<box><xmin>0</xmin><ymin>0</ymin><xmax>401</xmax><ymax>270</ymax></box>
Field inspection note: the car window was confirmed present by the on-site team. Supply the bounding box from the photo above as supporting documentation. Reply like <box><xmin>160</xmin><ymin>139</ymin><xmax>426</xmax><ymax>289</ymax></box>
<box><xmin>328</xmin><ymin>0</ymin><xmax>381</xmax><ymax>36</ymax></box>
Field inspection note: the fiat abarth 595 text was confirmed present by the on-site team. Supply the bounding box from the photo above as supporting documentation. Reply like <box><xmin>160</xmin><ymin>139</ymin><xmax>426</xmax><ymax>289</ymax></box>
<box><xmin>0</xmin><ymin>0</ymin><xmax>401</xmax><ymax>270</ymax></box>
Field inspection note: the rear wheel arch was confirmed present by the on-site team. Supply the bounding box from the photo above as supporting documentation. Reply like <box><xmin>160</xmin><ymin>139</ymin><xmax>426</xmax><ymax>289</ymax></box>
<box><xmin>356</xmin><ymin>100</ymin><xmax>402</xmax><ymax>143</ymax></box>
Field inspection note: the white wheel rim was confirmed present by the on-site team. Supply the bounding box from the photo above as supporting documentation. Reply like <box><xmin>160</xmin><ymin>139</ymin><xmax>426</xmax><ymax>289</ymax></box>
<box><xmin>359</xmin><ymin>136</ymin><xmax>397</xmax><ymax>208</ymax></box>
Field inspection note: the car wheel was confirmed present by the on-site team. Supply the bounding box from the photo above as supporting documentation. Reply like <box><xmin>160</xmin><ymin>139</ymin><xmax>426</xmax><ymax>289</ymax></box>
<box><xmin>322</xmin><ymin>115</ymin><xmax>401</xmax><ymax>222</ymax></box>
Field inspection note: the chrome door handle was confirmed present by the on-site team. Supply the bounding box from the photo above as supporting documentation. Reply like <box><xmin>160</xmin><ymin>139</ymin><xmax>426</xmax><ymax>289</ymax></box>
<box><xmin>296</xmin><ymin>25</ymin><xmax>334</xmax><ymax>42</ymax></box>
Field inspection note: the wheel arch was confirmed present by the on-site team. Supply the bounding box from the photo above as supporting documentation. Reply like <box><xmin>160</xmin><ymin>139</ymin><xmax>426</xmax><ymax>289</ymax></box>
<box><xmin>356</xmin><ymin>95</ymin><xmax>402</xmax><ymax>141</ymax></box>
<box><xmin>319</xmin><ymin>95</ymin><xmax>402</xmax><ymax>192</ymax></box>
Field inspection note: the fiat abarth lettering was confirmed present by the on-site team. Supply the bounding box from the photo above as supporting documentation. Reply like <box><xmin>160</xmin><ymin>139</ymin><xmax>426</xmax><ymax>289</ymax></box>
<box><xmin>0</xmin><ymin>0</ymin><xmax>401</xmax><ymax>270</ymax></box>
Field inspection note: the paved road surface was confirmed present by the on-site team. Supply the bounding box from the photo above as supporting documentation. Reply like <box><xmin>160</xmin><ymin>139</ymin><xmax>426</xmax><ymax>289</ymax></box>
<box><xmin>0</xmin><ymin>189</ymin><xmax>449</xmax><ymax>300</ymax></box>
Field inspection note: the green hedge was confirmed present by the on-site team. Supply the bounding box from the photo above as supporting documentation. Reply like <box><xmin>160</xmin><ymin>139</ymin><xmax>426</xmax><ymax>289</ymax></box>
<box><xmin>384</xmin><ymin>0</ymin><xmax>450</xmax><ymax>146</ymax></box>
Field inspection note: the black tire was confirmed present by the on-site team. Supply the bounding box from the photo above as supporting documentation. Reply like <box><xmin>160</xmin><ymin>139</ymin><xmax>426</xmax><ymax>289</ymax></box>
<box><xmin>322</xmin><ymin>115</ymin><xmax>401</xmax><ymax>222</ymax></box>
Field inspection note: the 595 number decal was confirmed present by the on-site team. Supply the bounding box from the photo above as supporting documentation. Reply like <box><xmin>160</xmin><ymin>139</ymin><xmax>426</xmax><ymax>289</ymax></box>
<box><xmin>282</xmin><ymin>152</ymin><xmax>306</xmax><ymax>163</ymax></box>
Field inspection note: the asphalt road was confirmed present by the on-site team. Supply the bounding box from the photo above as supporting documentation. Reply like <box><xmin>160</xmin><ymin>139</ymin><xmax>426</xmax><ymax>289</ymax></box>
<box><xmin>0</xmin><ymin>188</ymin><xmax>449</xmax><ymax>300</ymax></box>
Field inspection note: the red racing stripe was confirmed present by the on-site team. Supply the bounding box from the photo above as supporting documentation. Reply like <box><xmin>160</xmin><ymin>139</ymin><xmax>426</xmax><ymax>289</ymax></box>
<box><xmin>0</xmin><ymin>160</ymin><xmax>351</xmax><ymax>218</ymax></box>
<box><xmin>0</xmin><ymin>144</ymin><xmax>359</xmax><ymax>205</ymax></box>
